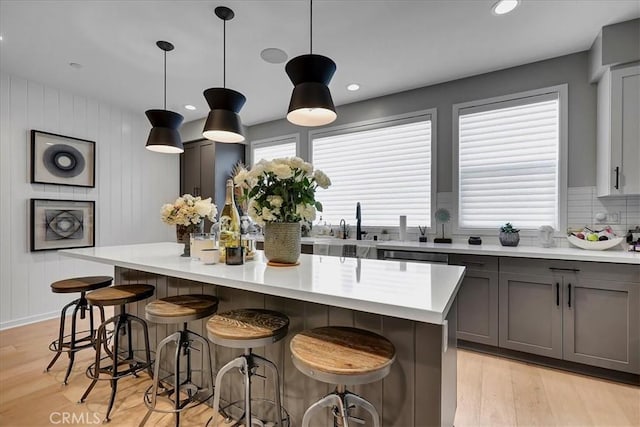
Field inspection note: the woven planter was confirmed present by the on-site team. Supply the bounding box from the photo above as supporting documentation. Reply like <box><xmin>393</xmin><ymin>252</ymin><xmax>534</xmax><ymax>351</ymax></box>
<box><xmin>264</xmin><ymin>222</ymin><xmax>301</xmax><ymax>264</ymax></box>
<box><xmin>499</xmin><ymin>231</ymin><xmax>520</xmax><ymax>247</ymax></box>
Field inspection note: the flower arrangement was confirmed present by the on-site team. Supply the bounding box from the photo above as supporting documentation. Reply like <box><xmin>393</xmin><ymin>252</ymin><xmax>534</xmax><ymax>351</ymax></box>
<box><xmin>161</xmin><ymin>194</ymin><xmax>218</xmax><ymax>227</ymax></box>
<box><xmin>233</xmin><ymin>157</ymin><xmax>331</xmax><ymax>226</ymax></box>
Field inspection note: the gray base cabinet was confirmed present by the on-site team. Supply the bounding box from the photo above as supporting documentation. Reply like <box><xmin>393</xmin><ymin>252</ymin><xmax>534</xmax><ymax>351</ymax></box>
<box><xmin>498</xmin><ymin>272</ymin><xmax>562</xmax><ymax>358</ymax></box>
<box><xmin>450</xmin><ymin>255</ymin><xmax>499</xmax><ymax>346</ymax></box>
<box><xmin>563</xmin><ymin>277</ymin><xmax>639</xmax><ymax>373</ymax></box>
<box><xmin>498</xmin><ymin>258</ymin><xmax>640</xmax><ymax>374</ymax></box>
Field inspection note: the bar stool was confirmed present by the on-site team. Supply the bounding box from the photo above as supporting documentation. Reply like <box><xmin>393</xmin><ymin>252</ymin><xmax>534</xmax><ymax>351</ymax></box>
<box><xmin>290</xmin><ymin>326</ymin><xmax>396</xmax><ymax>427</ymax></box>
<box><xmin>140</xmin><ymin>294</ymin><xmax>219</xmax><ymax>426</ymax></box>
<box><xmin>45</xmin><ymin>276</ymin><xmax>112</xmax><ymax>385</ymax></box>
<box><xmin>207</xmin><ymin>309</ymin><xmax>289</xmax><ymax>427</ymax></box>
<box><xmin>79</xmin><ymin>284</ymin><xmax>155</xmax><ymax>423</ymax></box>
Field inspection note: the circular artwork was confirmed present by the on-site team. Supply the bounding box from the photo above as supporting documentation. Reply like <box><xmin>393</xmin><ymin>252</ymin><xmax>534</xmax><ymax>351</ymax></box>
<box><xmin>47</xmin><ymin>210</ymin><xmax>83</xmax><ymax>239</ymax></box>
<box><xmin>42</xmin><ymin>144</ymin><xmax>85</xmax><ymax>178</ymax></box>
<box><xmin>435</xmin><ymin>208</ymin><xmax>451</xmax><ymax>224</ymax></box>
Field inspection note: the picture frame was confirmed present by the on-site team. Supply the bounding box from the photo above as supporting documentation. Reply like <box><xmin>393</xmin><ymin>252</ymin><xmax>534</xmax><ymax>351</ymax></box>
<box><xmin>30</xmin><ymin>199</ymin><xmax>95</xmax><ymax>252</ymax></box>
<box><xmin>30</xmin><ymin>130</ymin><xmax>96</xmax><ymax>188</ymax></box>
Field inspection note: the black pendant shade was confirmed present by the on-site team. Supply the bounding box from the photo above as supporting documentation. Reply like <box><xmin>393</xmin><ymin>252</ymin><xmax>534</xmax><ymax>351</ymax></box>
<box><xmin>202</xmin><ymin>6</ymin><xmax>246</xmax><ymax>143</ymax></box>
<box><xmin>145</xmin><ymin>109</ymin><xmax>184</xmax><ymax>154</ymax></box>
<box><xmin>285</xmin><ymin>54</ymin><xmax>337</xmax><ymax>127</ymax></box>
<box><xmin>145</xmin><ymin>40</ymin><xmax>184</xmax><ymax>154</ymax></box>
<box><xmin>202</xmin><ymin>87</ymin><xmax>246</xmax><ymax>143</ymax></box>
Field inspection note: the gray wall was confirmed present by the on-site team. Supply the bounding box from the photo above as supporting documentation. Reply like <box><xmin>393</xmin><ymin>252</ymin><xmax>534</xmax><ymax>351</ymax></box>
<box><xmin>247</xmin><ymin>51</ymin><xmax>596</xmax><ymax>191</ymax></box>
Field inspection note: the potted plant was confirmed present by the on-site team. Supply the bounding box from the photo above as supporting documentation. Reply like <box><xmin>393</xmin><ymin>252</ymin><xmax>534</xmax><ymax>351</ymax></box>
<box><xmin>234</xmin><ymin>157</ymin><xmax>331</xmax><ymax>264</ymax></box>
<box><xmin>499</xmin><ymin>222</ymin><xmax>520</xmax><ymax>247</ymax></box>
<box><xmin>161</xmin><ymin>194</ymin><xmax>217</xmax><ymax>257</ymax></box>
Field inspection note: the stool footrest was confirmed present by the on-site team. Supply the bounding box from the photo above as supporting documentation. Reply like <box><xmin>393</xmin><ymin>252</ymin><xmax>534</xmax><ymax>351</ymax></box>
<box><xmin>86</xmin><ymin>352</ymin><xmax>153</xmax><ymax>381</ymax></box>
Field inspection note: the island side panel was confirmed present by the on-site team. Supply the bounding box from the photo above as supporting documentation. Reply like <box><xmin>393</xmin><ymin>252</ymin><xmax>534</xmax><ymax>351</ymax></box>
<box><xmin>120</xmin><ymin>267</ymin><xmax>453</xmax><ymax>427</ymax></box>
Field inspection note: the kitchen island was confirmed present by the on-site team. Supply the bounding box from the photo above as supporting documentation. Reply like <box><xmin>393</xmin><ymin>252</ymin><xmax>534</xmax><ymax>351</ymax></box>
<box><xmin>61</xmin><ymin>242</ymin><xmax>466</xmax><ymax>427</ymax></box>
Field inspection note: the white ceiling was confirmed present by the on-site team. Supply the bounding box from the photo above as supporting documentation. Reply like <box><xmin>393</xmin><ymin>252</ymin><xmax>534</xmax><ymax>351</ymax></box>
<box><xmin>1</xmin><ymin>0</ymin><xmax>639</xmax><ymax>126</ymax></box>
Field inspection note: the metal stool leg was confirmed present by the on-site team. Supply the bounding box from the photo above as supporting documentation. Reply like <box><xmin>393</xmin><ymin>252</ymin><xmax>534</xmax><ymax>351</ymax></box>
<box><xmin>103</xmin><ymin>315</ymin><xmax>125</xmax><ymax>423</ymax></box>
<box><xmin>79</xmin><ymin>317</ymin><xmax>111</xmax><ymax>403</ymax></box>
<box><xmin>189</xmin><ymin>331</ymin><xmax>215</xmax><ymax>402</ymax></box>
<box><xmin>45</xmin><ymin>298</ymin><xmax>78</xmax><ymax>374</ymax></box>
<box><xmin>301</xmin><ymin>393</ymin><xmax>342</xmax><ymax>427</ymax></box>
<box><xmin>254</xmin><ymin>354</ymin><xmax>284</xmax><ymax>426</ymax></box>
<box><xmin>212</xmin><ymin>356</ymin><xmax>246</xmax><ymax>424</ymax></box>
<box><xmin>344</xmin><ymin>392</ymin><xmax>380</xmax><ymax>427</ymax></box>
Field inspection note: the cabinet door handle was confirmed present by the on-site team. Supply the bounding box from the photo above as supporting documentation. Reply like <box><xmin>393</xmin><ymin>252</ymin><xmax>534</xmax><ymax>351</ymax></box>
<box><xmin>614</xmin><ymin>166</ymin><xmax>620</xmax><ymax>190</ymax></box>
<box><xmin>568</xmin><ymin>283</ymin><xmax>572</xmax><ymax>308</ymax></box>
<box><xmin>549</xmin><ymin>267</ymin><xmax>580</xmax><ymax>272</ymax></box>
<box><xmin>556</xmin><ymin>283</ymin><xmax>560</xmax><ymax>306</ymax></box>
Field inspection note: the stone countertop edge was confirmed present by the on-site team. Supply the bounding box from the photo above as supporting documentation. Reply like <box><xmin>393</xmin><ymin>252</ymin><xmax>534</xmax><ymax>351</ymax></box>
<box><xmin>270</xmin><ymin>237</ymin><xmax>639</xmax><ymax>264</ymax></box>
<box><xmin>59</xmin><ymin>243</ymin><xmax>467</xmax><ymax>325</ymax></box>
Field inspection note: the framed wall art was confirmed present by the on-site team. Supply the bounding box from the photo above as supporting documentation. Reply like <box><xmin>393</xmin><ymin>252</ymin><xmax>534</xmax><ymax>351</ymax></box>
<box><xmin>30</xmin><ymin>130</ymin><xmax>96</xmax><ymax>187</ymax></box>
<box><xmin>30</xmin><ymin>199</ymin><xmax>95</xmax><ymax>251</ymax></box>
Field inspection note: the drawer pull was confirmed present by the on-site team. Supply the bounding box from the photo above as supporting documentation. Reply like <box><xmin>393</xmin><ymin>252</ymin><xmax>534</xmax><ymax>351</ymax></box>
<box><xmin>462</xmin><ymin>261</ymin><xmax>485</xmax><ymax>267</ymax></box>
<box><xmin>568</xmin><ymin>284</ymin><xmax>572</xmax><ymax>308</ymax></box>
<box><xmin>549</xmin><ymin>267</ymin><xmax>580</xmax><ymax>272</ymax></box>
<box><xmin>556</xmin><ymin>283</ymin><xmax>560</xmax><ymax>306</ymax></box>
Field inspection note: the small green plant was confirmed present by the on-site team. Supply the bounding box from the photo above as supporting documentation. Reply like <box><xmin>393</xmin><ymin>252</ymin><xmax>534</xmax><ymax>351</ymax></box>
<box><xmin>500</xmin><ymin>223</ymin><xmax>520</xmax><ymax>233</ymax></box>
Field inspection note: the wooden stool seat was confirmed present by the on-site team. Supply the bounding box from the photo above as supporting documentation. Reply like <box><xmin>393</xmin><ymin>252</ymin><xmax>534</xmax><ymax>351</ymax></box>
<box><xmin>145</xmin><ymin>294</ymin><xmax>219</xmax><ymax>324</ymax></box>
<box><xmin>87</xmin><ymin>284</ymin><xmax>155</xmax><ymax>307</ymax></box>
<box><xmin>51</xmin><ymin>276</ymin><xmax>113</xmax><ymax>294</ymax></box>
<box><xmin>290</xmin><ymin>327</ymin><xmax>396</xmax><ymax>381</ymax></box>
<box><xmin>207</xmin><ymin>309</ymin><xmax>289</xmax><ymax>344</ymax></box>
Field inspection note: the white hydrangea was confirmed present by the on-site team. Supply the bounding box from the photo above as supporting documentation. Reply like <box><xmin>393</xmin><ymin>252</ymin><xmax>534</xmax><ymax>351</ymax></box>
<box><xmin>313</xmin><ymin>169</ymin><xmax>331</xmax><ymax>189</ymax></box>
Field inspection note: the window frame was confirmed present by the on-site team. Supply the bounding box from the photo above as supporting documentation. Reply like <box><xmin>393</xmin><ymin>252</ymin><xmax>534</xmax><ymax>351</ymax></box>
<box><xmin>249</xmin><ymin>133</ymin><xmax>299</xmax><ymax>165</ymax></box>
<box><xmin>452</xmin><ymin>84</ymin><xmax>568</xmax><ymax>237</ymax></box>
<box><xmin>308</xmin><ymin>109</ymin><xmax>437</xmax><ymax>232</ymax></box>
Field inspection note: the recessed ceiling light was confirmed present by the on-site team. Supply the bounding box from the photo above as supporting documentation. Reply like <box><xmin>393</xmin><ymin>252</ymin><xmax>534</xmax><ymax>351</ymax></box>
<box><xmin>260</xmin><ymin>48</ymin><xmax>288</xmax><ymax>64</ymax></box>
<box><xmin>492</xmin><ymin>0</ymin><xmax>520</xmax><ymax>15</ymax></box>
<box><xmin>346</xmin><ymin>83</ymin><xmax>360</xmax><ymax>91</ymax></box>
<box><xmin>69</xmin><ymin>62</ymin><xmax>83</xmax><ymax>70</ymax></box>
<box><xmin>184</xmin><ymin>104</ymin><xmax>197</xmax><ymax>111</ymax></box>
<box><xmin>0</xmin><ymin>35</ymin><xmax>3</xmax><ymax>41</ymax></box>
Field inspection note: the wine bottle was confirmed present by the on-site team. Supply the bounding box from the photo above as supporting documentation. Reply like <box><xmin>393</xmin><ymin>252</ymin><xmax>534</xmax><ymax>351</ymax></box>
<box><xmin>218</xmin><ymin>179</ymin><xmax>241</xmax><ymax>262</ymax></box>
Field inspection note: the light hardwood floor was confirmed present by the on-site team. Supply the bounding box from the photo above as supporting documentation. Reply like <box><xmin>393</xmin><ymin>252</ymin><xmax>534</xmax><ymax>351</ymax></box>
<box><xmin>0</xmin><ymin>317</ymin><xmax>638</xmax><ymax>426</ymax></box>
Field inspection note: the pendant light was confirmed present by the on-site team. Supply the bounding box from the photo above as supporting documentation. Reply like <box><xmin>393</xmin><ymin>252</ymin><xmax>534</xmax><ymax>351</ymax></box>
<box><xmin>202</xmin><ymin>6</ymin><xmax>246</xmax><ymax>143</ymax></box>
<box><xmin>145</xmin><ymin>41</ymin><xmax>184</xmax><ymax>154</ymax></box>
<box><xmin>285</xmin><ymin>0</ymin><xmax>337</xmax><ymax>127</ymax></box>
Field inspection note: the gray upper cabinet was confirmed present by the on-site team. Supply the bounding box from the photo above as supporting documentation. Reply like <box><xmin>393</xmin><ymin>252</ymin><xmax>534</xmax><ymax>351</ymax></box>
<box><xmin>596</xmin><ymin>63</ymin><xmax>640</xmax><ymax>196</ymax></box>
<box><xmin>563</xmin><ymin>277</ymin><xmax>639</xmax><ymax>374</ymax></box>
<box><xmin>180</xmin><ymin>139</ymin><xmax>245</xmax><ymax>226</ymax></box>
<box><xmin>498</xmin><ymin>270</ymin><xmax>563</xmax><ymax>359</ymax></box>
<box><xmin>450</xmin><ymin>255</ymin><xmax>499</xmax><ymax>346</ymax></box>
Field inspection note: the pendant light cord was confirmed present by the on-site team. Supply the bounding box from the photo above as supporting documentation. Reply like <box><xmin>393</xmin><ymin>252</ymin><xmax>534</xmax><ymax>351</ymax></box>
<box><xmin>163</xmin><ymin>49</ymin><xmax>167</xmax><ymax>110</ymax></box>
<box><xmin>310</xmin><ymin>0</ymin><xmax>313</xmax><ymax>54</ymax></box>
<box><xmin>223</xmin><ymin>18</ymin><xmax>226</xmax><ymax>88</ymax></box>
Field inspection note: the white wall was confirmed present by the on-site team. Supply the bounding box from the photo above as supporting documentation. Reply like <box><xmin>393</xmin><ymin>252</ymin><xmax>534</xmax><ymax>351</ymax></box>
<box><xmin>0</xmin><ymin>72</ymin><xmax>178</xmax><ymax>329</ymax></box>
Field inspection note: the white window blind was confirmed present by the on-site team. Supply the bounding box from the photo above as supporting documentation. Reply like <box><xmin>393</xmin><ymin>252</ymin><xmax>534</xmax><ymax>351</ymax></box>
<box><xmin>457</xmin><ymin>94</ymin><xmax>560</xmax><ymax>230</ymax></box>
<box><xmin>312</xmin><ymin>119</ymin><xmax>432</xmax><ymax>227</ymax></box>
<box><xmin>252</xmin><ymin>139</ymin><xmax>296</xmax><ymax>165</ymax></box>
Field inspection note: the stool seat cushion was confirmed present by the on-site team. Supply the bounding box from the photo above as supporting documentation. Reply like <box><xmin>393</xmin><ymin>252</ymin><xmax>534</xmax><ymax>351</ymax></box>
<box><xmin>51</xmin><ymin>276</ymin><xmax>113</xmax><ymax>294</ymax></box>
<box><xmin>145</xmin><ymin>295</ymin><xmax>219</xmax><ymax>322</ymax></box>
<box><xmin>290</xmin><ymin>327</ymin><xmax>396</xmax><ymax>376</ymax></box>
<box><xmin>207</xmin><ymin>309</ymin><xmax>289</xmax><ymax>341</ymax></box>
<box><xmin>87</xmin><ymin>284</ymin><xmax>155</xmax><ymax>306</ymax></box>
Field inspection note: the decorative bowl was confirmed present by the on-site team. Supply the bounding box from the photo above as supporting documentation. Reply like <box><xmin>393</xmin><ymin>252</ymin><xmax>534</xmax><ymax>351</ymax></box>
<box><xmin>567</xmin><ymin>235</ymin><xmax>625</xmax><ymax>251</ymax></box>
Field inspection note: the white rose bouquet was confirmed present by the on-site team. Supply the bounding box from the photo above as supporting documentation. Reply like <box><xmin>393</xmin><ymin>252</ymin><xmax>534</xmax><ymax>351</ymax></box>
<box><xmin>233</xmin><ymin>157</ymin><xmax>331</xmax><ymax>226</ymax></box>
<box><xmin>161</xmin><ymin>194</ymin><xmax>218</xmax><ymax>227</ymax></box>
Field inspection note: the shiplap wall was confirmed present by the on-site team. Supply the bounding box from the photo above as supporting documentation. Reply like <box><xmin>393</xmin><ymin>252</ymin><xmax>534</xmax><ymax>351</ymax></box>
<box><xmin>0</xmin><ymin>72</ymin><xmax>178</xmax><ymax>329</ymax></box>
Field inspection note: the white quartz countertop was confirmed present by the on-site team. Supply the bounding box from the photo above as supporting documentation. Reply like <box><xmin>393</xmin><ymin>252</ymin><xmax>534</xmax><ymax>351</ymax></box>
<box><xmin>376</xmin><ymin>241</ymin><xmax>639</xmax><ymax>264</ymax></box>
<box><xmin>295</xmin><ymin>237</ymin><xmax>638</xmax><ymax>264</ymax></box>
<box><xmin>60</xmin><ymin>242</ymin><xmax>466</xmax><ymax>325</ymax></box>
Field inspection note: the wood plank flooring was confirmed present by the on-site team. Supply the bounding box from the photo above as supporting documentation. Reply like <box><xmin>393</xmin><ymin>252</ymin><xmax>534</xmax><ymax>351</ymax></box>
<box><xmin>0</xmin><ymin>317</ymin><xmax>638</xmax><ymax>426</ymax></box>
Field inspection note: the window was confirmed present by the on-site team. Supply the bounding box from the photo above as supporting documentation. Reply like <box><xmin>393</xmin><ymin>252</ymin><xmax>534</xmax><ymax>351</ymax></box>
<box><xmin>453</xmin><ymin>85</ymin><xmax>567</xmax><ymax>232</ymax></box>
<box><xmin>251</xmin><ymin>135</ymin><xmax>297</xmax><ymax>165</ymax></box>
<box><xmin>310</xmin><ymin>111</ymin><xmax>435</xmax><ymax>227</ymax></box>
